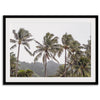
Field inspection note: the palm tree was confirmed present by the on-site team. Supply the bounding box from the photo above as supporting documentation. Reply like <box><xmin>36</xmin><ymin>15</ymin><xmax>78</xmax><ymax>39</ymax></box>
<box><xmin>74</xmin><ymin>56</ymin><xmax>91</xmax><ymax>77</ymax></box>
<box><xmin>68</xmin><ymin>40</ymin><xmax>82</xmax><ymax>76</ymax></box>
<box><xmin>10</xmin><ymin>28</ymin><xmax>33</xmax><ymax>77</ymax></box>
<box><xmin>58</xmin><ymin>33</ymin><xmax>74</xmax><ymax>77</ymax></box>
<box><xmin>33</xmin><ymin>32</ymin><xmax>61</xmax><ymax>77</ymax></box>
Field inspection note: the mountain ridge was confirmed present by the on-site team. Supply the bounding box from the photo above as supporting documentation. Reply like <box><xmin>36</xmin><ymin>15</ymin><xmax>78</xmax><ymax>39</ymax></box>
<box><xmin>19</xmin><ymin>60</ymin><xmax>61</xmax><ymax>77</ymax></box>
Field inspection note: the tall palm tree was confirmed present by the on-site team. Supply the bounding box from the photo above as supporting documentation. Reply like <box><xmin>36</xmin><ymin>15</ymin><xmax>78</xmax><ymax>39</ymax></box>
<box><xmin>33</xmin><ymin>32</ymin><xmax>61</xmax><ymax>77</ymax></box>
<box><xmin>58</xmin><ymin>33</ymin><xmax>74</xmax><ymax>77</ymax></box>
<box><xmin>68</xmin><ymin>40</ymin><xmax>82</xmax><ymax>76</ymax></box>
<box><xmin>10</xmin><ymin>28</ymin><xmax>33</xmax><ymax>77</ymax></box>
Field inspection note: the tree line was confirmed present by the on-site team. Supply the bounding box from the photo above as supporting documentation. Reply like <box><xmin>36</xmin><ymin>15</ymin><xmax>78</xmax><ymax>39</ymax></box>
<box><xmin>10</xmin><ymin>28</ymin><xmax>91</xmax><ymax>77</ymax></box>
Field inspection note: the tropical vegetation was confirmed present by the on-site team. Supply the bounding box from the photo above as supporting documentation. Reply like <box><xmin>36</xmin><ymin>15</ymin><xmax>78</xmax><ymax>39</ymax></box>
<box><xmin>10</xmin><ymin>28</ymin><xmax>91</xmax><ymax>77</ymax></box>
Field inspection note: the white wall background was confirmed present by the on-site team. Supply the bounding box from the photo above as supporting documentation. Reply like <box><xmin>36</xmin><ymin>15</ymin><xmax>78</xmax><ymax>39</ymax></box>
<box><xmin>0</xmin><ymin>0</ymin><xmax>99</xmax><ymax>100</ymax></box>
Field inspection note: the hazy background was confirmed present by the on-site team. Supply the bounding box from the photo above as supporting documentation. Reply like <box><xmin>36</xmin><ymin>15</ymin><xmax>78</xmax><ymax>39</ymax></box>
<box><xmin>7</xmin><ymin>18</ymin><xmax>91</xmax><ymax>64</ymax></box>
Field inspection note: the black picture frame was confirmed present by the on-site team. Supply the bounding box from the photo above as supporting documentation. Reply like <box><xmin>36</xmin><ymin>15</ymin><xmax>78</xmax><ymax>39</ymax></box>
<box><xmin>3</xmin><ymin>15</ymin><xmax>98</xmax><ymax>85</ymax></box>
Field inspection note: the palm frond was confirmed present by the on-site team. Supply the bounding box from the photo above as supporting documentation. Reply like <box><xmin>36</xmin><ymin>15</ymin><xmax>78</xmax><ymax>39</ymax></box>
<box><xmin>36</xmin><ymin>46</ymin><xmax>42</xmax><ymax>48</ymax></box>
<box><xmin>24</xmin><ymin>38</ymin><xmax>33</xmax><ymax>42</ymax></box>
<box><xmin>33</xmin><ymin>49</ymin><xmax>43</xmax><ymax>56</ymax></box>
<box><xmin>34</xmin><ymin>52</ymin><xmax>42</xmax><ymax>63</ymax></box>
<box><xmin>58</xmin><ymin>47</ymin><xmax>63</xmax><ymax>57</ymax></box>
<box><xmin>10</xmin><ymin>39</ymin><xmax>17</xmax><ymax>43</ymax></box>
<box><xmin>49</xmin><ymin>53</ymin><xmax>59</xmax><ymax>63</ymax></box>
<box><xmin>18</xmin><ymin>28</ymin><xmax>32</xmax><ymax>40</ymax></box>
<box><xmin>24</xmin><ymin>46</ymin><xmax>33</xmax><ymax>56</ymax></box>
<box><xmin>13</xmin><ymin>30</ymin><xmax>18</xmax><ymax>39</ymax></box>
<box><xmin>62</xmin><ymin>33</ymin><xmax>74</xmax><ymax>46</ymax></box>
<box><xmin>10</xmin><ymin>44</ymin><xmax>17</xmax><ymax>50</ymax></box>
<box><xmin>45</xmin><ymin>32</ymin><xmax>54</xmax><ymax>39</ymax></box>
<box><xmin>33</xmin><ymin>39</ymin><xmax>43</xmax><ymax>46</ymax></box>
<box><xmin>51</xmin><ymin>36</ymin><xmax>58</xmax><ymax>43</ymax></box>
<box><xmin>22</xmin><ymin>42</ymin><xmax>30</xmax><ymax>49</ymax></box>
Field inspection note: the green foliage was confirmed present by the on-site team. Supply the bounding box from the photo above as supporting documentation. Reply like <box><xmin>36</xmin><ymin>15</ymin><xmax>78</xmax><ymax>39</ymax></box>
<box><xmin>74</xmin><ymin>56</ymin><xmax>90</xmax><ymax>77</ymax></box>
<box><xmin>17</xmin><ymin>70</ymin><xmax>26</xmax><ymax>77</ymax></box>
<box><xmin>10</xmin><ymin>29</ymin><xmax>91</xmax><ymax>77</ymax></box>
<box><xmin>17</xmin><ymin>69</ymin><xmax>34</xmax><ymax>77</ymax></box>
<box><xmin>56</xmin><ymin>65</ymin><xmax>65</xmax><ymax>76</ymax></box>
<box><xmin>10</xmin><ymin>52</ymin><xmax>16</xmax><ymax>77</ymax></box>
<box><xmin>56</xmin><ymin>36</ymin><xmax>91</xmax><ymax>77</ymax></box>
<box><xmin>56</xmin><ymin>65</ymin><xmax>71</xmax><ymax>77</ymax></box>
<box><xmin>62</xmin><ymin>33</ymin><xmax>74</xmax><ymax>46</ymax></box>
<box><xmin>26</xmin><ymin>69</ymin><xmax>34</xmax><ymax>77</ymax></box>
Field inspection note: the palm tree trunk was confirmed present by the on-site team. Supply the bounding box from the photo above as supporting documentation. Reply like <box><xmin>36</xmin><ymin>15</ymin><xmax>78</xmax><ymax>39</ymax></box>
<box><xmin>44</xmin><ymin>54</ymin><xmax>47</xmax><ymax>77</ymax></box>
<box><xmin>64</xmin><ymin>49</ymin><xmax>67</xmax><ymax>77</ymax></box>
<box><xmin>16</xmin><ymin>44</ymin><xmax>20</xmax><ymax>77</ymax></box>
<box><xmin>44</xmin><ymin>59</ymin><xmax>47</xmax><ymax>77</ymax></box>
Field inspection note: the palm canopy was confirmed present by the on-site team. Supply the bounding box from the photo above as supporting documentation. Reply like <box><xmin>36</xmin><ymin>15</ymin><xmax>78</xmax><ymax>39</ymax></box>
<box><xmin>10</xmin><ymin>28</ymin><xmax>33</xmax><ymax>50</ymax></box>
<box><xmin>62</xmin><ymin>33</ymin><xmax>74</xmax><ymax>48</ymax></box>
<box><xmin>57</xmin><ymin>33</ymin><xmax>74</xmax><ymax>57</ymax></box>
<box><xmin>33</xmin><ymin>32</ymin><xmax>61</xmax><ymax>64</ymax></box>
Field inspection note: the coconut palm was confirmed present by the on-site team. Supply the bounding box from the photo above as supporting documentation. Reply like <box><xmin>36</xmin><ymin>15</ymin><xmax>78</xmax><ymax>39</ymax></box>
<box><xmin>58</xmin><ymin>33</ymin><xmax>74</xmax><ymax>77</ymax></box>
<box><xmin>74</xmin><ymin>56</ymin><xmax>91</xmax><ymax>77</ymax></box>
<box><xmin>33</xmin><ymin>32</ymin><xmax>61</xmax><ymax>77</ymax></box>
<box><xmin>10</xmin><ymin>28</ymin><xmax>33</xmax><ymax>77</ymax></box>
<box><xmin>68</xmin><ymin>40</ymin><xmax>83</xmax><ymax>76</ymax></box>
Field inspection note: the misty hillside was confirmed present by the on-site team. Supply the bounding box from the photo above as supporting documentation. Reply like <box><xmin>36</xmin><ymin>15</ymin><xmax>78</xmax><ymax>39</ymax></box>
<box><xmin>19</xmin><ymin>61</ymin><xmax>61</xmax><ymax>77</ymax></box>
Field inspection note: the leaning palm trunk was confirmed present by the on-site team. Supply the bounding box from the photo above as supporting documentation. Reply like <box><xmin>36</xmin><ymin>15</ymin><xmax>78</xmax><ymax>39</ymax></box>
<box><xmin>44</xmin><ymin>61</ymin><xmax>47</xmax><ymax>77</ymax></box>
<box><xmin>16</xmin><ymin>44</ymin><xmax>20</xmax><ymax>77</ymax></box>
<box><xmin>64</xmin><ymin>49</ymin><xmax>67</xmax><ymax>77</ymax></box>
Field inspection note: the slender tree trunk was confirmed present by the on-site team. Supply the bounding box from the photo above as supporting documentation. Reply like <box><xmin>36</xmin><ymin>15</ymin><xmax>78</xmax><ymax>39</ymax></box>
<box><xmin>16</xmin><ymin>44</ymin><xmax>20</xmax><ymax>77</ymax></box>
<box><xmin>64</xmin><ymin>49</ymin><xmax>67</xmax><ymax>77</ymax></box>
<box><xmin>44</xmin><ymin>55</ymin><xmax>47</xmax><ymax>77</ymax></box>
<box><xmin>44</xmin><ymin>61</ymin><xmax>47</xmax><ymax>77</ymax></box>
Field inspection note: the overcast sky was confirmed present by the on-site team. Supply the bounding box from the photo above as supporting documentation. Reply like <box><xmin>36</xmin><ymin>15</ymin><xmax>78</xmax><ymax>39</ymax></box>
<box><xmin>7</xmin><ymin>18</ymin><xmax>91</xmax><ymax>64</ymax></box>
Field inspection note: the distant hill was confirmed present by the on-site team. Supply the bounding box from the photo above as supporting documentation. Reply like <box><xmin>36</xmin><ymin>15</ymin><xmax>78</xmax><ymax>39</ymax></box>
<box><xmin>19</xmin><ymin>60</ymin><xmax>61</xmax><ymax>77</ymax></box>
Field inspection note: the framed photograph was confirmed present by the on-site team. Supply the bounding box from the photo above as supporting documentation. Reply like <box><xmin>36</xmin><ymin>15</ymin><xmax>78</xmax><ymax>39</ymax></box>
<box><xmin>3</xmin><ymin>15</ymin><xmax>98</xmax><ymax>85</ymax></box>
